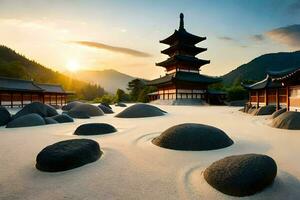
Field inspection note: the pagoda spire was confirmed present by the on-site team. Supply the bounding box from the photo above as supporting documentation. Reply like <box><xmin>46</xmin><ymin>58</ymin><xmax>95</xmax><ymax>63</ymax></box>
<box><xmin>179</xmin><ymin>13</ymin><xmax>184</xmax><ymax>30</ymax></box>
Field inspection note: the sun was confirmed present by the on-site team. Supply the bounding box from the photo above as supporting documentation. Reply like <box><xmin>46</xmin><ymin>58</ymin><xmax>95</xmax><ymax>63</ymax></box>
<box><xmin>66</xmin><ymin>59</ymin><xmax>80</xmax><ymax>72</ymax></box>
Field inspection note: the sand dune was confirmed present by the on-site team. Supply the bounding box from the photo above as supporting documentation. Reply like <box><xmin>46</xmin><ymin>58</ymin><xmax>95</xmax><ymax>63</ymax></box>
<box><xmin>0</xmin><ymin>105</ymin><xmax>299</xmax><ymax>199</ymax></box>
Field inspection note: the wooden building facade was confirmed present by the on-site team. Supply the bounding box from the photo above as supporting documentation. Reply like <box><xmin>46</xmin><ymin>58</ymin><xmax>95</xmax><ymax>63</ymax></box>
<box><xmin>147</xmin><ymin>13</ymin><xmax>222</xmax><ymax>103</ymax></box>
<box><xmin>0</xmin><ymin>77</ymin><xmax>73</xmax><ymax>107</ymax></box>
<box><xmin>243</xmin><ymin>68</ymin><xmax>300</xmax><ymax>111</ymax></box>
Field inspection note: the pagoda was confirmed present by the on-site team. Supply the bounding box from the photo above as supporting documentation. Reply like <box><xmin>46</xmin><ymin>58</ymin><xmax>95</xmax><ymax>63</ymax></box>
<box><xmin>147</xmin><ymin>13</ymin><xmax>221</xmax><ymax>103</ymax></box>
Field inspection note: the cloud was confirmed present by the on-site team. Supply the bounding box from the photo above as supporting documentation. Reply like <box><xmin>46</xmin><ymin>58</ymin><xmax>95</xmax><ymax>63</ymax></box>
<box><xmin>218</xmin><ymin>36</ymin><xmax>234</xmax><ymax>41</ymax></box>
<box><xmin>218</xmin><ymin>36</ymin><xmax>248</xmax><ymax>48</ymax></box>
<box><xmin>71</xmin><ymin>41</ymin><xmax>152</xmax><ymax>57</ymax></box>
<box><xmin>266</xmin><ymin>24</ymin><xmax>300</xmax><ymax>47</ymax></box>
<box><xmin>250</xmin><ymin>34</ymin><xmax>265</xmax><ymax>42</ymax></box>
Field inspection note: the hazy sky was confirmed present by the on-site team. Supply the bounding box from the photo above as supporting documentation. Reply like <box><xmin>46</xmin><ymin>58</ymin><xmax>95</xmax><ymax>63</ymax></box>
<box><xmin>1</xmin><ymin>0</ymin><xmax>300</xmax><ymax>79</ymax></box>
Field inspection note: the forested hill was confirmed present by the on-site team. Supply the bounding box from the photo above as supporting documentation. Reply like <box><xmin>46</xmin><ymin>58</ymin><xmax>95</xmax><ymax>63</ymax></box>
<box><xmin>222</xmin><ymin>51</ymin><xmax>300</xmax><ymax>86</ymax></box>
<box><xmin>0</xmin><ymin>45</ymin><xmax>104</xmax><ymax>100</ymax></box>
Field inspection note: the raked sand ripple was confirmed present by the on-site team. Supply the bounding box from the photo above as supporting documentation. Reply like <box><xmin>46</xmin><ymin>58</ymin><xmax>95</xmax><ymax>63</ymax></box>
<box><xmin>0</xmin><ymin>104</ymin><xmax>300</xmax><ymax>199</ymax></box>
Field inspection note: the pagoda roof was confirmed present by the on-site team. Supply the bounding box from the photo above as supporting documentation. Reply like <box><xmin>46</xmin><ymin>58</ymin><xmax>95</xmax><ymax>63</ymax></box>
<box><xmin>147</xmin><ymin>71</ymin><xmax>221</xmax><ymax>86</ymax></box>
<box><xmin>0</xmin><ymin>76</ymin><xmax>43</xmax><ymax>92</ymax></box>
<box><xmin>242</xmin><ymin>75</ymin><xmax>282</xmax><ymax>90</ymax></box>
<box><xmin>36</xmin><ymin>83</ymin><xmax>66</xmax><ymax>94</ymax></box>
<box><xmin>0</xmin><ymin>76</ymin><xmax>72</xmax><ymax>94</ymax></box>
<box><xmin>156</xmin><ymin>55</ymin><xmax>210</xmax><ymax>68</ymax></box>
<box><xmin>160</xmin><ymin>29</ymin><xmax>206</xmax><ymax>45</ymax></box>
<box><xmin>160</xmin><ymin>13</ymin><xmax>206</xmax><ymax>45</ymax></box>
<box><xmin>268</xmin><ymin>67</ymin><xmax>300</xmax><ymax>81</ymax></box>
<box><xmin>161</xmin><ymin>43</ymin><xmax>207</xmax><ymax>56</ymax></box>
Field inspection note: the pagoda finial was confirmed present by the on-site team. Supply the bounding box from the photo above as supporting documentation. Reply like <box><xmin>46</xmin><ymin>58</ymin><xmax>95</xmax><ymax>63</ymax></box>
<box><xmin>179</xmin><ymin>13</ymin><xmax>184</xmax><ymax>30</ymax></box>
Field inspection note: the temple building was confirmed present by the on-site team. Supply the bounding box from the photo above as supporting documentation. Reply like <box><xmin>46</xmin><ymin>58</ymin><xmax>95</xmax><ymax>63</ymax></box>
<box><xmin>243</xmin><ymin>67</ymin><xmax>300</xmax><ymax>111</ymax></box>
<box><xmin>147</xmin><ymin>13</ymin><xmax>223</xmax><ymax>104</ymax></box>
<box><xmin>0</xmin><ymin>76</ymin><xmax>73</xmax><ymax>107</ymax></box>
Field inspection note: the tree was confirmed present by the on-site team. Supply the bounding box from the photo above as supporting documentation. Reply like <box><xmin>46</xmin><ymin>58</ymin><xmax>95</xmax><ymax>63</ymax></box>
<box><xmin>209</xmin><ymin>82</ymin><xmax>225</xmax><ymax>90</ymax></box>
<box><xmin>137</xmin><ymin>86</ymin><xmax>157</xmax><ymax>103</ymax></box>
<box><xmin>115</xmin><ymin>89</ymin><xmax>129</xmax><ymax>102</ymax></box>
<box><xmin>226</xmin><ymin>86</ymin><xmax>248</xmax><ymax>101</ymax></box>
<box><xmin>80</xmin><ymin>83</ymin><xmax>105</xmax><ymax>101</ymax></box>
<box><xmin>127</xmin><ymin>79</ymin><xmax>145</xmax><ymax>101</ymax></box>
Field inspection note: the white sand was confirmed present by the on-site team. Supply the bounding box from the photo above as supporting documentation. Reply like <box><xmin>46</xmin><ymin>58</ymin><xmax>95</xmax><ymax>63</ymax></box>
<box><xmin>0</xmin><ymin>105</ymin><xmax>300</xmax><ymax>200</ymax></box>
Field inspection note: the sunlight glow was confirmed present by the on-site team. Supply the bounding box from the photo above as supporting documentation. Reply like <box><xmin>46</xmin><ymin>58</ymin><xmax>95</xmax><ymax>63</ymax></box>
<box><xmin>66</xmin><ymin>59</ymin><xmax>80</xmax><ymax>72</ymax></box>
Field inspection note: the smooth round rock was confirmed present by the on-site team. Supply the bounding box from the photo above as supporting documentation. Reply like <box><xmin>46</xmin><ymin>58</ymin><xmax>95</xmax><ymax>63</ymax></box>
<box><xmin>272</xmin><ymin>111</ymin><xmax>300</xmax><ymax>130</ymax></box>
<box><xmin>152</xmin><ymin>123</ymin><xmax>233</xmax><ymax>151</ymax></box>
<box><xmin>115</xmin><ymin>103</ymin><xmax>166</xmax><ymax>118</ymax></box>
<box><xmin>36</xmin><ymin>139</ymin><xmax>102</xmax><ymax>172</ymax></box>
<box><xmin>44</xmin><ymin>117</ymin><xmax>58</xmax><ymax>124</ymax></box>
<box><xmin>204</xmin><ymin>154</ymin><xmax>277</xmax><ymax>197</ymax></box>
<box><xmin>12</xmin><ymin>102</ymin><xmax>58</xmax><ymax>120</ymax></box>
<box><xmin>74</xmin><ymin>123</ymin><xmax>117</xmax><ymax>135</ymax></box>
<box><xmin>0</xmin><ymin>106</ymin><xmax>11</xmax><ymax>126</ymax></box>
<box><xmin>66</xmin><ymin>110</ymin><xmax>90</xmax><ymax>119</ymax></box>
<box><xmin>6</xmin><ymin>113</ymin><xmax>45</xmax><ymax>128</ymax></box>
<box><xmin>51</xmin><ymin>114</ymin><xmax>74</xmax><ymax>123</ymax></box>
<box><xmin>271</xmin><ymin>108</ymin><xmax>287</xmax><ymax>119</ymax></box>
<box><xmin>253</xmin><ymin>105</ymin><xmax>276</xmax><ymax>116</ymax></box>
<box><xmin>98</xmin><ymin>104</ymin><xmax>114</xmax><ymax>114</ymax></box>
<box><xmin>61</xmin><ymin>101</ymin><xmax>83</xmax><ymax>111</ymax></box>
<box><xmin>100</xmin><ymin>102</ymin><xmax>112</xmax><ymax>109</ymax></box>
<box><xmin>70</xmin><ymin>104</ymin><xmax>104</xmax><ymax>116</ymax></box>
<box><xmin>115</xmin><ymin>102</ymin><xmax>127</xmax><ymax>107</ymax></box>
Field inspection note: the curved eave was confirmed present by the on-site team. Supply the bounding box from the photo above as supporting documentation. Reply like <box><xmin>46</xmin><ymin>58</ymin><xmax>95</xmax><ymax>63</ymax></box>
<box><xmin>156</xmin><ymin>56</ymin><xmax>210</xmax><ymax>68</ymax></box>
<box><xmin>146</xmin><ymin>74</ymin><xmax>174</xmax><ymax>86</ymax></box>
<box><xmin>147</xmin><ymin>72</ymin><xmax>221</xmax><ymax>86</ymax></box>
<box><xmin>160</xmin><ymin>30</ymin><xmax>206</xmax><ymax>45</ymax></box>
<box><xmin>174</xmin><ymin>75</ymin><xmax>221</xmax><ymax>84</ymax></box>
<box><xmin>242</xmin><ymin>76</ymin><xmax>269</xmax><ymax>90</ymax></box>
<box><xmin>161</xmin><ymin>45</ymin><xmax>207</xmax><ymax>56</ymax></box>
<box><xmin>242</xmin><ymin>75</ymin><xmax>282</xmax><ymax>90</ymax></box>
<box><xmin>270</xmin><ymin>68</ymin><xmax>300</xmax><ymax>81</ymax></box>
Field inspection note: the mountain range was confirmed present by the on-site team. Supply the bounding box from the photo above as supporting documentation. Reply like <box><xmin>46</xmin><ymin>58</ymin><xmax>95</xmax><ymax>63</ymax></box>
<box><xmin>222</xmin><ymin>51</ymin><xmax>300</xmax><ymax>86</ymax></box>
<box><xmin>74</xmin><ymin>69</ymin><xmax>135</xmax><ymax>93</ymax></box>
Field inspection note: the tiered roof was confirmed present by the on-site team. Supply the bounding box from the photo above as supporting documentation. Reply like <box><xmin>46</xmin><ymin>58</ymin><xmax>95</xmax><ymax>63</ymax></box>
<box><xmin>148</xmin><ymin>71</ymin><xmax>220</xmax><ymax>86</ymax></box>
<box><xmin>148</xmin><ymin>13</ymin><xmax>220</xmax><ymax>87</ymax></box>
<box><xmin>159</xmin><ymin>30</ymin><xmax>206</xmax><ymax>45</ymax></box>
<box><xmin>159</xmin><ymin>14</ymin><xmax>206</xmax><ymax>45</ymax></box>
<box><xmin>156</xmin><ymin>54</ymin><xmax>210</xmax><ymax>67</ymax></box>
<box><xmin>156</xmin><ymin>13</ymin><xmax>210</xmax><ymax>70</ymax></box>
<box><xmin>161</xmin><ymin>43</ymin><xmax>207</xmax><ymax>57</ymax></box>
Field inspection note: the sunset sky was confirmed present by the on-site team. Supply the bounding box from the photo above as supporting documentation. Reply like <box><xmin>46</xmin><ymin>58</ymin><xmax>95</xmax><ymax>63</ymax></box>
<box><xmin>1</xmin><ymin>0</ymin><xmax>300</xmax><ymax>79</ymax></box>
